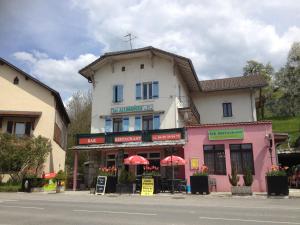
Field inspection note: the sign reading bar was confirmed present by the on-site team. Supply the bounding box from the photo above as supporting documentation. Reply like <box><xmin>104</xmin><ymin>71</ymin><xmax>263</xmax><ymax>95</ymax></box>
<box><xmin>111</xmin><ymin>104</ymin><xmax>153</xmax><ymax>114</ymax></box>
<box><xmin>141</xmin><ymin>178</ymin><xmax>154</xmax><ymax>196</ymax></box>
<box><xmin>114</xmin><ymin>136</ymin><xmax>142</xmax><ymax>143</ymax></box>
<box><xmin>208</xmin><ymin>128</ymin><xmax>244</xmax><ymax>140</ymax></box>
<box><xmin>79</xmin><ymin>137</ymin><xmax>105</xmax><ymax>145</ymax></box>
<box><xmin>95</xmin><ymin>176</ymin><xmax>107</xmax><ymax>195</ymax></box>
<box><xmin>152</xmin><ymin>133</ymin><xmax>181</xmax><ymax>141</ymax></box>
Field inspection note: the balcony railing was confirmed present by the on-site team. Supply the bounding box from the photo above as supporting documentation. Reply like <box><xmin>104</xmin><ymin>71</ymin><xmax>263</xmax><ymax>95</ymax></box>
<box><xmin>178</xmin><ymin>97</ymin><xmax>200</xmax><ymax>124</ymax></box>
<box><xmin>76</xmin><ymin>128</ymin><xmax>185</xmax><ymax>145</ymax></box>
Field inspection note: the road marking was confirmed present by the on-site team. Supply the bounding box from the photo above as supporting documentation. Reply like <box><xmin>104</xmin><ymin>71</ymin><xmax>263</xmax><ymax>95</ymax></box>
<box><xmin>199</xmin><ymin>216</ymin><xmax>300</xmax><ymax>224</ymax></box>
<box><xmin>0</xmin><ymin>205</ymin><xmax>44</xmax><ymax>210</ymax></box>
<box><xmin>73</xmin><ymin>209</ymin><xmax>156</xmax><ymax>216</ymax></box>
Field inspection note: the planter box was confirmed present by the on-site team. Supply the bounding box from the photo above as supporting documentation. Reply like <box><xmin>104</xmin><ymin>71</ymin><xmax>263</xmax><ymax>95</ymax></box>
<box><xmin>106</xmin><ymin>176</ymin><xmax>117</xmax><ymax>193</ymax></box>
<box><xmin>231</xmin><ymin>186</ymin><xmax>252</xmax><ymax>196</ymax></box>
<box><xmin>21</xmin><ymin>178</ymin><xmax>45</xmax><ymax>192</ymax></box>
<box><xmin>266</xmin><ymin>176</ymin><xmax>289</xmax><ymax>196</ymax></box>
<box><xmin>190</xmin><ymin>176</ymin><xmax>209</xmax><ymax>194</ymax></box>
<box><xmin>116</xmin><ymin>183</ymin><xmax>135</xmax><ymax>194</ymax></box>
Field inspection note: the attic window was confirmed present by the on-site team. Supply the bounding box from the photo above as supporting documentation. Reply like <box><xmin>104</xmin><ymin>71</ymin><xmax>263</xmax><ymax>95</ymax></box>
<box><xmin>13</xmin><ymin>77</ymin><xmax>19</xmax><ymax>85</ymax></box>
<box><xmin>121</xmin><ymin>66</ymin><xmax>125</xmax><ymax>72</ymax></box>
<box><xmin>140</xmin><ymin>64</ymin><xmax>144</xmax><ymax>69</ymax></box>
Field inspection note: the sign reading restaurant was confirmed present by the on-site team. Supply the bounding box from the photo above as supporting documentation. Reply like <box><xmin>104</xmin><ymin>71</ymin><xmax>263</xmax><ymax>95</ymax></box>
<box><xmin>208</xmin><ymin>128</ymin><xmax>244</xmax><ymax>140</ymax></box>
<box><xmin>111</xmin><ymin>104</ymin><xmax>153</xmax><ymax>114</ymax></box>
<box><xmin>114</xmin><ymin>136</ymin><xmax>142</xmax><ymax>143</ymax></box>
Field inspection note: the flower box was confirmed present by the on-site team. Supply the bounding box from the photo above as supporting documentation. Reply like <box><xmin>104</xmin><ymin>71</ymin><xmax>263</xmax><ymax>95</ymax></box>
<box><xmin>231</xmin><ymin>186</ymin><xmax>252</xmax><ymax>196</ymax></box>
<box><xmin>190</xmin><ymin>176</ymin><xmax>209</xmax><ymax>194</ymax></box>
<box><xmin>266</xmin><ymin>176</ymin><xmax>289</xmax><ymax>196</ymax></box>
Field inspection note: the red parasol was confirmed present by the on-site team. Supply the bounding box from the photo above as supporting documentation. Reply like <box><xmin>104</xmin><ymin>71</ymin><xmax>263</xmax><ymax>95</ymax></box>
<box><xmin>160</xmin><ymin>155</ymin><xmax>186</xmax><ymax>166</ymax></box>
<box><xmin>124</xmin><ymin>155</ymin><xmax>149</xmax><ymax>165</ymax></box>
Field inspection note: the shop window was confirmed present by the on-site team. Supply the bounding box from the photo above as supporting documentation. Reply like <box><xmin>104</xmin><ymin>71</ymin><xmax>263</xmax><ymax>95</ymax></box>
<box><xmin>223</xmin><ymin>102</ymin><xmax>232</xmax><ymax>117</ymax></box>
<box><xmin>136</xmin><ymin>152</ymin><xmax>161</xmax><ymax>176</ymax></box>
<box><xmin>230</xmin><ymin>144</ymin><xmax>254</xmax><ymax>174</ymax></box>
<box><xmin>113</xmin><ymin>118</ymin><xmax>123</xmax><ymax>132</ymax></box>
<box><xmin>113</xmin><ymin>85</ymin><xmax>123</xmax><ymax>103</ymax></box>
<box><xmin>204</xmin><ymin>144</ymin><xmax>226</xmax><ymax>175</ymax></box>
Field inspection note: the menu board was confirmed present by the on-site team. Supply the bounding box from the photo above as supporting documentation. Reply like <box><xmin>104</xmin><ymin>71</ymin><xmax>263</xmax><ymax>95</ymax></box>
<box><xmin>95</xmin><ymin>176</ymin><xmax>107</xmax><ymax>195</ymax></box>
<box><xmin>141</xmin><ymin>178</ymin><xmax>154</xmax><ymax>196</ymax></box>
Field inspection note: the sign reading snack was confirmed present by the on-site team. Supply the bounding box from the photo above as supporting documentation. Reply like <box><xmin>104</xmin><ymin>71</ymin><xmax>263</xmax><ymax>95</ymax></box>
<box><xmin>152</xmin><ymin>133</ymin><xmax>181</xmax><ymax>141</ymax></box>
<box><xmin>79</xmin><ymin>137</ymin><xmax>105</xmax><ymax>145</ymax></box>
<box><xmin>208</xmin><ymin>128</ymin><xmax>244</xmax><ymax>140</ymax></box>
<box><xmin>95</xmin><ymin>176</ymin><xmax>107</xmax><ymax>195</ymax></box>
<box><xmin>114</xmin><ymin>136</ymin><xmax>142</xmax><ymax>143</ymax></box>
<box><xmin>141</xmin><ymin>178</ymin><xmax>154</xmax><ymax>196</ymax></box>
<box><xmin>111</xmin><ymin>104</ymin><xmax>153</xmax><ymax>114</ymax></box>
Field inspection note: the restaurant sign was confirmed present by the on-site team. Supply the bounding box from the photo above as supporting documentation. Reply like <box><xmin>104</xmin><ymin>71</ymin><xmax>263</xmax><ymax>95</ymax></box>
<box><xmin>152</xmin><ymin>133</ymin><xmax>181</xmax><ymax>141</ymax></box>
<box><xmin>79</xmin><ymin>137</ymin><xmax>105</xmax><ymax>145</ymax></box>
<box><xmin>111</xmin><ymin>104</ymin><xmax>153</xmax><ymax>114</ymax></box>
<box><xmin>208</xmin><ymin>128</ymin><xmax>244</xmax><ymax>140</ymax></box>
<box><xmin>114</xmin><ymin>135</ymin><xmax>142</xmax><ymax>143</ymax></box>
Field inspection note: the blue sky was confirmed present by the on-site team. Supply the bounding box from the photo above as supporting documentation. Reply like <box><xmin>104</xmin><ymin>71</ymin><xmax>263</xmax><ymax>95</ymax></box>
<box><xmin>1</xmin><ymin>0</ymin><xmax>300</xmax><ymax>101</ymax></box>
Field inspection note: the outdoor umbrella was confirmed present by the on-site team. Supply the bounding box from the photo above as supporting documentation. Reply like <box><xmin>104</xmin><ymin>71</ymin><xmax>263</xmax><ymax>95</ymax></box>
<box><xmin>160</xmin><ymin>155</ymin><xmax>186</xmax><ymax>194</ymax></box>
<box><xmin>124</xmin><ymin>155</ymin><xmax>149</xmax><ymax>165</ymax></box>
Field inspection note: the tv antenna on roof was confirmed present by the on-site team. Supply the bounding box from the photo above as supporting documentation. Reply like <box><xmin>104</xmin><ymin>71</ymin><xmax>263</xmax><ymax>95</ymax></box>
<box><xmin>124</xmin><ymin>33</ymin><xmax>137</xmax><ymax>50</ymax></box>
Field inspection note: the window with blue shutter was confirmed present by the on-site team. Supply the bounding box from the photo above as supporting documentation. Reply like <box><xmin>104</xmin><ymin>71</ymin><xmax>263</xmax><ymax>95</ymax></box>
<box><xmin>153</xmin><ymin>81</ymin><xmax>159</xmax><ymax>98</ymax></box>
<box><xmin>135</xmin><ymin>116</ymin><xmax>141</xmax><ymax>131</ymax></box>
<box><xmin>113</xmin><ymin>85</ymin><xmax>123</xmax><ymax>103</ymax></box>
<box><xmin>136</xmin><ymin>83</ymin><xmax>141</xmax><ymax>100</ymax></box>
<box><xmin>105</xmin><ymin>117</ymin><xmax>112</xmax><ymax>132</ymax></box>
<box><xmin>122</xmin><ymin>117</ymin><xmax>129</xmax><ymax>131</ymax></box>
<box><xmin>153</xmin><ymin>115</ymin><xmax>160</xmax><ymax>130</ymax></box>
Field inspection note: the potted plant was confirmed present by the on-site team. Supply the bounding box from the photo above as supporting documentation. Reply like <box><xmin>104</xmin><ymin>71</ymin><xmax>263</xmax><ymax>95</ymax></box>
<box><xmin>228</xmin><ymin>165</ymin><xmax>241</xmax><ymax>195</ymax></box>
<box><xmin>143</xmin><ymin>165</ymin><xmax>161</xmax><ymax>194</ymax></box>
<box><xmin>242</xmin><ymin>167</ymin><xmax>253</xmax><ymax>195</ymax></box>
<box><xmin>98</xmin><ymin>166</ymin><xmax>117</xmax><ymax>193</ymax></box>
<box><xmin>54</xmin><ymin>170</ymin><xmax>66</xmax><ymax>193</ymax></box>
<box><xmin>116</xmin><ymin>168</ymin><xmax>136</xmax><ymax>194</ymax></box>
<box><xmin>190</xmin><ymin>165</ymin><xmax>209</xmax><ymax>194</ymax></box>
<box><xmin>266</xmin><ymin>165</ymin><xmax>289</xmax><ymax>196</ymax></box>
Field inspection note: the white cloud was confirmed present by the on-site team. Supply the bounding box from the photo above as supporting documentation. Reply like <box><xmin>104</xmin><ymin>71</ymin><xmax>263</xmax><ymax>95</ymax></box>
<box><xmin>73</xmin><ymin>0</ymin><xmax>300</xmax><ymax>80</ymax></box>
<box><xmin>13</xmin><ymin>51</ymin><xmax>98</xmax><ymax>99</ymax></box>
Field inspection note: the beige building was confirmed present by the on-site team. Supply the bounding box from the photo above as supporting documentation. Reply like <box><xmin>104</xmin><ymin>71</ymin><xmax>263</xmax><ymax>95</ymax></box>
<box><xmin>0</xmin><ymin>58</ymin><xmax>70</xmax><ymax>174</ymax></box>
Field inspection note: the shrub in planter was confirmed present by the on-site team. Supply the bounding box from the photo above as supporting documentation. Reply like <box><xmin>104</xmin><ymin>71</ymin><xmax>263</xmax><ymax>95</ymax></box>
<box><xmin>116</xmin><ymin>169</ymin><xmax>136</xmax><ymax>194</ymax></box>
<box><xmin>190</xmin><ymin>165</ymin><xmax>209</xmax><ymax>194</ymax></box>
<box><xmin>266</xmin><ymin>165</ymin><xmax>289</xmax><ymax>196</ymax></box>
<box><xmin>54</xmin><ymin>170</ymin><xmax>66</xmax><ymax>193</ymax></box>
<box><xmin>231</xmin><ymin>167</ymin><xmax>254</xmax><ymax>196</ymax></box>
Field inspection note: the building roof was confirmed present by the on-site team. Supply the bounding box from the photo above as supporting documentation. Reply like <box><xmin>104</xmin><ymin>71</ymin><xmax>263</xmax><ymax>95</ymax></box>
<box><xmin>0</xmin><ymin>58</ymin><xmax>70</xmax><ymax>124</ymax></box>
<box><xmin>79</xmin><ymin>46</ymin><xmax>201</xmax><ymax>92</ymax></box>
<box><xmin>199</xmin><ymin>74</ymin><xmax>267</xmax><ymax>92</ymax></box>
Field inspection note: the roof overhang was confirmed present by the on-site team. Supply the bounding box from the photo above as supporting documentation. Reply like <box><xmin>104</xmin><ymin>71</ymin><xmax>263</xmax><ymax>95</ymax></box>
<box><xmin>79</xmin><ymin>46</ymin><xmax>201</xmax><ymax>92</ymax></box>
<box><xmin>0</xmin><ymin>110</ymin><xmax>42</xmax><ymax>118</ymax></box>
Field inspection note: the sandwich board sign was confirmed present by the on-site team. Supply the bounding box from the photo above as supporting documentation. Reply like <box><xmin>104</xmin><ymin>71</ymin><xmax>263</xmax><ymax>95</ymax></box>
<box><xmin>141</xmin><ymin>178</ymin><xmax>154</xmax><ymax>196</ymax></box>
<box><xmin>95</xmin><ymin>176</ymin><xmax>107</xmax><ymax>195</ymax></box>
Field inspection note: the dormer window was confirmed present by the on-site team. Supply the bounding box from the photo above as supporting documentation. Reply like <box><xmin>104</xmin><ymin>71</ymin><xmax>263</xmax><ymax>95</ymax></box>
<box><xmin>13</xmin><ymin>77</ymin><xmax>19</xmax><ymax>85</ymax></box>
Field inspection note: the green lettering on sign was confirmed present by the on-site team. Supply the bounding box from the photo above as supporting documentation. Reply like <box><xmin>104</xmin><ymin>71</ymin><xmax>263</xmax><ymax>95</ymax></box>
<box><xmin>208</xmin><ymin>128</ymin><xmax>244</xmax><ymax>140</ymax></box>
<box><xmin>111</xmin><ymin>104</ymin><xmax>153</xmax><ymax>114</ymax></box>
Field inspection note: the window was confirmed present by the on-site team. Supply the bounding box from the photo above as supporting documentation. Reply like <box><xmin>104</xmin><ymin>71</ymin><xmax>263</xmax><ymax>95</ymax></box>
<box><xmin>54</xmin><ymin>123</ymin><xmax>62</xmax><ymax>146</ymax></box>
<box><xmin>121</xmin><ymin>66</ymin><xmax>125</xmax><ymax>71</ymax></box>
<box><xmin>153</xmin><ymin>115</ymin><xmax>160</xmax><ymax>130</ymax></box>
<box><xmin>140</xmin><ymin>64</ymin><xmax>144</xmax><ymax>69</ymax></box>
<box><xmin>113</xmin><ymin>118</ymin><xmax>123</xmax><ymax>132</ymax></box>
<box><xmin>204</xmin><ymin>145</ymin><xmax>226</xmax><ymax>175</ymax></box>
<box><xmin>13</xmin><ymin>77</ymin><xmax>19</xmax><ymax>85</ymax></box>
<box><xmin>230</xmin><ymin>144</ymin><xmax>254</xmax><ymax>174</ymax></box>
<box><xmin>142</xmin><ymin>115</ymin><xmax>153</xmax><ymax>131</ymax></box>
<box><xmin>113</xmin><ymin>85</ymin><xmax>123</xmax><ymax>103</ymax></box>
<box><xmin>105</xmin><ymin>117</ymin><xmax>112</xmax><ymax>132</ymax></box>
<box><xmin>15</xmin><ymin>123</ymin><xmax>25</xmax><ymax>137</ymax></box>
<box><xmin>136</xmin><ymin>81</ymin><xmax>159</xmax><ymax>100</ymax></box>
<box><xmin>6</xmin><ymin>121</ymin><xmax>31</xmax><ymax>137</ymax></box>
<box><xmin>223</xmin><ymin>102</ymin><xmax>232</xmax><ymax>117</ymax></box>
<box><xmin>122</xmin><ymin>117</ymin><xmax>129</xmax><ymax>132</ymax></box>
<box><xmin>106</xmin><ymin>154</ymin><xmax>115</xmax><ymax>167</ymax></box>
<box><xmin>135</xmin><ymin>116</ymin><xmax>142</xmax><ymax>131</ymax></box>
<box><xmin>137</xmin><ymin>152</ymin><xmax>161</xmax><ymax>175</ymax></box>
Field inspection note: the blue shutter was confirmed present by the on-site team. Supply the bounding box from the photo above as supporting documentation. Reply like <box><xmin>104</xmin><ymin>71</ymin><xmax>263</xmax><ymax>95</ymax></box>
<box><xmin>153</xmin><ymin>115</ymin><xmax>160</xmax><ymax>130</ymax></box>
<box><xmin>153</xmin><ymin>81</ymin><xmax>159</xmax><ymax>98</ymax></box>
<box><xmin>135</xmin><ymin>116</ymin><xmax>141</xmax><ymax>131</ymax></box>
<box><xmin>113</xmin><ymin>85</ymin><xmax>116</xmax><ymax>102</ymax></box>
<box><xmin>122</xmin><ymin>117</ymin><xmax>129</xmax><ymax>131</ymax></box>
<box><xmin>136</xmin><ymin>83</ymin><xmax>141</xmax><ymax>100</ymax></box>
<box><xmin>105</xmin><ymin>117</ymin><xmax>112</xmax><ymax>132</ymax></box>
<box><xmin>118</xmin><ymin>85</ymin><xmax>123</xmax><ymax>102</ymax></box>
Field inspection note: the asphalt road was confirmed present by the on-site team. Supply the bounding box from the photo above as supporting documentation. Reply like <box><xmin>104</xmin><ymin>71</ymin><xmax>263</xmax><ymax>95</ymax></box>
<box><xmin>0</xmin><ymin>192</ymin><xmax>300</xmax><ymax>225</ymax></box>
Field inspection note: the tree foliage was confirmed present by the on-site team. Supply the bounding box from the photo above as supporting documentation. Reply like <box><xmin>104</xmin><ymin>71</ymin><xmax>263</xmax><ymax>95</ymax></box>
<box><xmin>0</xmin><ymin>134</ymin><xmax>51</xmax><ymax>181</ymax></box>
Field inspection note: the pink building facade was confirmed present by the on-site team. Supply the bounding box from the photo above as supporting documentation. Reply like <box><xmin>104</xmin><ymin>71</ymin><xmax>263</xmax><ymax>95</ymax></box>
<box><xmin>184</xmin><ymin>121</ymin><xmax>275</xmax><ymax>192</ymax></box>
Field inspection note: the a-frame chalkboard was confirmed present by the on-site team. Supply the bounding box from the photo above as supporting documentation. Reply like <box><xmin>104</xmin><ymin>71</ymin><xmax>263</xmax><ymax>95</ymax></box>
<box><xmin>95</xmin><ymin>176</ymin><xmax>107</xmax><ymax>195</ymax></box>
